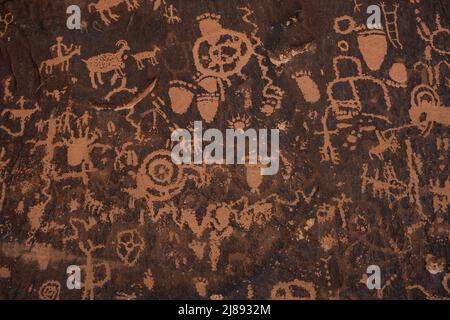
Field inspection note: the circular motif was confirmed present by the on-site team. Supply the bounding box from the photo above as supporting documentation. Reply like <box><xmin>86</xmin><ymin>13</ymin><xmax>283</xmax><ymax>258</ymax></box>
<box><xmin>334</xmin><ymin>16</ymin><xmax>358</xmax><ymax>35</ymax></box>
<box><xmin>430</xmin><ymin>29</ymin><xmax>450</xmax><ymax>56</ymax></box>
<box><xmin>38</xmin><ymin>280</ymin><xmax>61</xmax><ymax>300</ymax></box>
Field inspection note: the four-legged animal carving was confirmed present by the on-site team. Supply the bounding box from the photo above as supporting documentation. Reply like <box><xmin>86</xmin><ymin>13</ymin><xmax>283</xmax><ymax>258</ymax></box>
<box><xmin>40</xmin><ymin>46</ymin><xmax>81</xmax><ymax>75</ymax></box>
<box><xmin>88</xmin><ymin>0</ymin><xmax>140</xmax><ymax>26</ymax></box>
<box><xmin>82</xmin><ymin>40</ymin><xmax>130</xmax><ymax>89</ymax></box>
<box><xmin>131</xmin><ymin>47</ymin><xmax>161</xmax><ymax>70</ymax></box>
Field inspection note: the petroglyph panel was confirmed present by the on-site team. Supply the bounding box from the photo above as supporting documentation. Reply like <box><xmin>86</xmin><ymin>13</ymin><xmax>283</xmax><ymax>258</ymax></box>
<box><xmin>0</xmin><ymin>0</ymin><xmax>448</xmax><ymax>300</ymax></box>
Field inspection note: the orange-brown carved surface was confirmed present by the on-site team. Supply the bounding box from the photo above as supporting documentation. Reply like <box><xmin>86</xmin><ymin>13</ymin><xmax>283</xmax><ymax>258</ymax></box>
<box><xmin>0</xmin><ymin>0</ymin><xmax>449</xmax><ymax>300</ymax></box>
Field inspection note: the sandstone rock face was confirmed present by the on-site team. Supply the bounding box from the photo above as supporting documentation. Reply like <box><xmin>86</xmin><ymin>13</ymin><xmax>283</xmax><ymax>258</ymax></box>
<box><xmin>0</xmin><ymin>0</ymin><xmax>449</xmax><ymax>300</ymax></box>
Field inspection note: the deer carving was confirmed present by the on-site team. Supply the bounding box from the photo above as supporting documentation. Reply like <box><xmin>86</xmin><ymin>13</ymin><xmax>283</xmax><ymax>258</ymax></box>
<box><xmin>82</xmin><ymin>40</ymin><xmax>130</xmax><ymax>89</ymax></box>
<box><xmin>131</xmin><ymin>46</ymin><xmax>161</xmax><ymax>70</ymax></box>
<box><xmin>88</xmin><ymin>0</ymin><xmax>140</xmax><ymax>26</ymax></box>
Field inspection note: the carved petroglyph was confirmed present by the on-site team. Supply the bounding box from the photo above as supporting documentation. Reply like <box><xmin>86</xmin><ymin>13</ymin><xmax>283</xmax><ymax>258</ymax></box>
<box><xmin>168</xmin><ymin>81</ymin><xmax>196</xmax><ymax>115</ymax></box>
<box><xmin>0</xmin><ymin>148</ymin><xmax>9</xmax><ymax>212</ymax></box>
<box><xmin>409</xmin><ymin>85</ymin><xmax>449</xmax><ymax>135</ymax></box>
<box><xmin>168</xmin><ymin>9</ymin><xmax>284</xmax><ymax>122</ymax></box>
<box><xmin>270</xmin><ymin>280</ymin><xmax>317</xmax><ymax>300</ymax></box>
<box><xmin>44</xmin><ymin>87</ymin><xmax>67</xmax><ymax>102</ymax></box>
<box><xmin>416</xmin><ymin>10</ymin><xmax>449</xmax><ymax>56</ymax></box>
<box><xmin>104</xmin><ymin>77</ymin><xmax>137</xmax><ymax>101</ymax></box>
<box><xmin>362</xmin><ymin>162</ymin><xmax>407</xmax><ymax>208</ymax></box>
<box><xmin>88</xmin><ymin>0</ymin><xmax>140</xmax><ymax>26</ymax></box>
<box><xmin>429</xmin><ymin>179</ymin><xmax>450</xmax><ymax>214</ymax></box>
<box><xmin>0</xmin><ymin>12</ymin><xmax>13</xmax><ymax>38</ymax></box>
<box><xmin>38</xmin><ymin>280</ymin><xmax>61</xmax><ymax>300</ymax></box>
<box><xmin>116</xmin><ymin>229</ymin><xmax>145</xmax><ymax>266</ymax></box>
<box><xmin>79</xmin><ymin>240</ymin><xmax>111</xmax><ymax>300</ymax></box>
<box><xmin>131</xmin><ymin>46</ymin><xmax>160</xmax><ymax>70</ymax></box>
<box><xmin>0</xmin><ymin>0</ymin><xmax>449</xmax><ymax>300</ymax></box>
<box><xmin>1</xmin><ymin>97</ymin><xmax>40</xmax><ymax>137</ymax></box>
<box><xmin>152</xmin><ymin>0</ymin><xmax>181</xmax><ymax>24</ymax></box>
<box><xmin>40</xmin><ymin>37</ymin><xmax>80</xmax><ymax>75</ymax></box>
<box><xmin>124</xmin><ymin>149</ymin><xmax>207</xmax><ymax>209</ymax></box>
<box><xmin>334</xmin><ymin>15</ymin><xmax>387</xmax><ymax>71</ymax></box>
<box><xmin>83</xmin><ymin>40</ymin><xmax>130</xmax><ymax>89</ymax></box>
<box><xmin>292</xmin><ymin>71</ymin><xmax>321</xmax><ymax>103</ymax></box>
<box><xmin>2</xmin><ymin>76</ymin><xmax>14</xmax><ymax>103</ymax></box>
<box><xmin>316</xmin><ymin>53</ymin><xmax>393</xmax><ymax>163</ymax></box>
<box><xmin>381</xmin><ymin>2</ymin><xmax>403</xmax><ymax>49</ymax></box>
<box><xmin>162</xmin><ymin>4</ymin><xmax>181</xmax><ymax>24</ymax></box>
